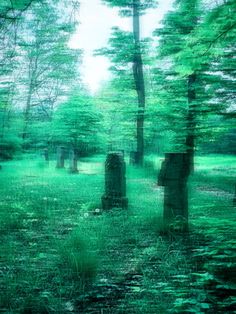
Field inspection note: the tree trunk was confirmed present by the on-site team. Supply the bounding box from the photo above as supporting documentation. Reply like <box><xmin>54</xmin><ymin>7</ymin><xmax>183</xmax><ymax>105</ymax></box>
<box><xmin>22</xmin><ymin>52</ymin><xmax>38</xmax><ymax>146</ymax></box>
<box><xmin>22</xmin><ymin>84</ymin><xmax>33</xmax><ymax>143</ymax></box>
<box><xmin>132</xmin><ymin>0</ymin><xmax>145</xmax><ymax>166</ymax></box>
<box><xmin>185</xmin><ymin>72</ymin><xmax>197</xmax><ymax>174</ymax></box>
<box><xmin>0</xmin><ymin>102</ymin><xmax>9</xmax><ymax>140</ymax></box>
<box><xmin>69</xmin><ymin>148</ymin><xmax>78</xmax><ymax>173</ymax></box>
<box><xmin>233</xmin><ymin>184</ymin><xmax>236</xmax><ymax>207</ymax></box>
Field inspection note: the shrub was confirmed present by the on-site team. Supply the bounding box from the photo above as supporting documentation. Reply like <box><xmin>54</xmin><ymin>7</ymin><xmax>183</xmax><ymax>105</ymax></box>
<box><xmin>58</xmin><ymin>230</ymin><xmax>97</xmax><ymax>285</ymax></box>
<box><xmin>0</xmin><ymin>136</ymin><xmax>22</xmax><ymax>160</ymax></box>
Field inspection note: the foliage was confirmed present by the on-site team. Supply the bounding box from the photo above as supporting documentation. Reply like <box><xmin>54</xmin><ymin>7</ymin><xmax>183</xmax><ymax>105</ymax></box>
<box><xmin>52</xmin><ymin>91</ymin><xmax>102</xmax><ymax>154</ymax></box>
<box><xmin>95</xmin><ymin>82</ymin><xmax>137</xmax><ymax>151</ymax></box>
<box><xmin>102</xmin><ymin>0</ymin><xmax>157</xmax><ymax>16</ymax></box>
<box><xmin>0</xmin><ymin>0</ymin><xmax>81</xmax><ymax>156</ymax></box>
<box><xmin>150</xmin><ymin>0</ymin><xmax>236</xmax><ymax>153</ymax></box>
<box><xmin>0</xmin><ymin>0</ymin><xmax>236</xmax><ymax>312</ymax></box>
<box><xmin>0</xmin><ymin>155</ymin><xmax>235</xmax><ymax>312</ymax></box>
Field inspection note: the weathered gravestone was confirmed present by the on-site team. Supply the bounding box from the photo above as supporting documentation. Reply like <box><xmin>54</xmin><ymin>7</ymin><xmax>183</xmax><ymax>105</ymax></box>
<box><xmin>56</xmin><ymin>146</ymin><xmax>65</xmax><ymax>168</ymax></box>
<box><xmin>233</xmin><ymin>184</ymin><xmax>236</xmax><ymax>206</ymax></box>
<box><xmin>158</xmin><ymin>153</ymin><xmax>190</xmax><ymax>232</ymax></box>
<box><xmin>102</xmin><ymin>152</ymin><xmax>128</xmax><ymax>210</ymax></box>
<box><xmin>69</xmin><ymin>148</ymin><xmax>78</xmax><ymax>173</ymax></box>
<box><xmin>43</xmin><ymin>148</ymin><xmax>49</xmax><ymax>162</ymax></box>
<box><xmin>129</xmin><ymin>151</ymin><xmax>140</xmax><ymax>165</ymax></box>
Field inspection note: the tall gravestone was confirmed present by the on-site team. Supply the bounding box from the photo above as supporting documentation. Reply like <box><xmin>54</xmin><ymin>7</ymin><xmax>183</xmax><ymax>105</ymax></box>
<box><xmin>102</xmin><ymin>152</ymin><xmax>128</xmax><ymax>210</ymax></box>
<box><xmin>69</xmin><ymin>148</ymin><xmax>78</xmax><ymax>173</ymax></box>
<box><xmin>43</xmin><ymin>148</ymin><xmax>49</xmax><ymax>162</ymax></box>
<box><xmin>158</xmin><ymin>153</ymin><xmax>190</xmax><ymax>233</ymax></box>
<box><xmin>129</xmin><ymin>151</ymin><xmax>139</xmax><ymax>165</ymax></box>
<box><xmin>56</xmin><ymin>146</ymin><xmax>65</xmax><ymax>169</ymax></box>
<box><xmin>233</xmin><ymin>184</ymin><xmax>236</xmax><ymax>206</ymax></box>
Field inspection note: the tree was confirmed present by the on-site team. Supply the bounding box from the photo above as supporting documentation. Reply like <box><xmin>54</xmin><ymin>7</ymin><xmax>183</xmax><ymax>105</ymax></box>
<box><xmin>100</xmin><ymin>0</ymin><xmax>157</xmax><ymax>165</ymax></box>
<box><xmin>0</xmin><ymin>0</ymin><xmax>82</xmax><ymax>159</ymax></box>
<box><xmin>155</xmin><ymin>0</ymin><xmax>202</xmax><ymax>173</ymax></box>
<box><xmin>154</xmin><ymin>0</ymin><xmax>236</xmax><ymax>167</ymax></box>
<box><xmin>17</xmin><ymin>0</ymin><xmax>81</xmax><ymax>146</ymax></box>
<box><xmin>0</xmin><ymin>0</ymin><xmax>39</xmax><ymax>160</ymax></box>
<box><xmin>95</xmin><ymin>80</ymin><xmax>139</xmax><ymax>153</ymax></box>
<box><xmin>52</xmin><ymin>90</ymin><xmax>101</xmax><ymax>156</ymax></box>
<box><xmin>197</xmin><ymin>0</ymin><xmax>236</xmax><ymax>118</ymax></box>
<box><xmin>153</xmin><ymin>0</ymin><xmax>203</xmax><ymax>232</ymax></box>
<box><xmin>154</xmin><ymin>0</ymin><xmax>236</xmax><ymax>231</ymax></box>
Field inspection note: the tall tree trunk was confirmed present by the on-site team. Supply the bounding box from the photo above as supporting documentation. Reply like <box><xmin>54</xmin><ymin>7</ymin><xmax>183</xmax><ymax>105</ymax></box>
<box><xmin>0</xmin><ymin>103</ymin><xmax>8</xmax><ymax>140</ymax></box>
<box><xmin>22</xmin><ymin>82</ymin><xmax>33</xmax><ymax>143</ymax></box>
<box><xmin>185</xmin><ymin>72</ymin><xmax>197</xmax><ymax>174</ymax></box>
<box><xmin>22</xmin><ymin>51</ymin><xmax>38</xmax><ymax>146</ymax></box>
<box><xmin>132</xmin><ymin>0</ymin><xmax>145</xmax><ymax>166</ymax></box>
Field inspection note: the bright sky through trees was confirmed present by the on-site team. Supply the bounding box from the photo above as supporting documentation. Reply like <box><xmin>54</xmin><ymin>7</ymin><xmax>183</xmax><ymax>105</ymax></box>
<box><xmin>69</xmin><ymin>0</ymin><xmax>173</xmax><ymax>92</ymax></box>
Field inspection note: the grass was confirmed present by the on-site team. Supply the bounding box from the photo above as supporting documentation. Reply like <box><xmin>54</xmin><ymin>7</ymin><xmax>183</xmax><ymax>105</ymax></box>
<box><xmin>0</xmin><ymin>153</ymin><xmax>235</xmax><ymax>313</ymax></box>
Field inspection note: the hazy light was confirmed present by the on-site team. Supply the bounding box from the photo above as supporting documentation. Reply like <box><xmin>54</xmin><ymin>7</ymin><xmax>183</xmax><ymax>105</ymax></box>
<box><xmin>69</xmin><ymin>0</ymin><xmax>173</xmax><ymax>93</ymax></box>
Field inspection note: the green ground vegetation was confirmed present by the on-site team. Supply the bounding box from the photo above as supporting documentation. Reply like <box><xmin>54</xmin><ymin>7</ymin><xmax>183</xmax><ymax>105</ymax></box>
<box><xmin>1</xmin><ymin>154</ymin><xmax>235</xmax><ymax>313</ymax></box>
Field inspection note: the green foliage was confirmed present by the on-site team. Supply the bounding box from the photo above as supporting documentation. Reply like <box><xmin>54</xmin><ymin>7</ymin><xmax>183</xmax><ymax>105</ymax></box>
<box><xmin>197</xmin><ymin>0</ymin><xmax>236</xmax><ymax>114</ymax></box>
<box><xmin>0</xmin><ymin>0</ymin><xmax>82</xmax><ymax>155</ymax></box>
<box><xmin>150</xmin><ymin>0</ymin><xmax>236</xmax><ymax>154</ymax></box>
<box><xmin>102</xmin><ymin>0</ymin><xmax>157</xmax><ymax>16</ymax></box>
<box><xmin>1</xmin><ymin>155</ymin><xmax>235</xmax><ymax>312</ymax></box>
<box><xmin>59</xmin><ymin>230</ymin><xmax>98</xmax><ymax>282</ymax></box>
<box><xmin>155</xmin><ymin>0</ymin><xmax>201</xmax><ymax>71</ymax></box>
<box><xmin>0</xmin><ymin>136</ymin><xmax>21</xmax><ymax>160</ymax></box>
<box><xmin>18</xmin><ymin>0</ymin><xmax>81</xmax><ymax>111</ymax></box>
<box><xmin>95</xmin><ymin>81</ymin><xmax>137</xmax><ymax>151</ymax></box>
<box><xmin>9</xmin><ymin>0</ymin><xmax>35</xmax><ymax>10</ymax></box>
<box><xmin>1</xmin><ymin>0</ymin><xmax>235</xmax><ymax>311</ymax></box>
<box><xmin>52</xmin><ymin>90</ymin><xmax>102</xmax><ymax>153</ymax></box>
<box><xmin>96</xmin><ymin>28</ymin><xmax>135</xmax><ymax>66</ymax></box>
<box><xmin>96</xmin><ymin>27</ymin><xmax>150</xmax><ymax>86</ymax></box>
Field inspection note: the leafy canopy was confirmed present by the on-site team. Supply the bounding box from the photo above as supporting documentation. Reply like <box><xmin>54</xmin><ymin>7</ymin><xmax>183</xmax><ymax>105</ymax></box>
<box><xmin>102</xmin><ymin>0</ymin><xmax>157</xmax><ymax>16</ymax></box>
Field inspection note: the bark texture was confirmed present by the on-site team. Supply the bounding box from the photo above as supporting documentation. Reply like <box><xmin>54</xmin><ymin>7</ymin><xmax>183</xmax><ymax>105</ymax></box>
<box><xmin>132</xmin><ymin>0</ymin><xmax>145</xmax><ymax>166</ymax></box>
<box><xmin>185</xmin><ymin>72</ymin><xmax>197</xmax><ymax>174</ymax></box>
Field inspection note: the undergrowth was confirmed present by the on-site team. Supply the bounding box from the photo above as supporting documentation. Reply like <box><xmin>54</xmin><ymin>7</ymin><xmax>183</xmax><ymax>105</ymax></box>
<box><xmin>0</xmin><ymin>154</ymin><xmax>235</xmax><ymax>313</ymax></box>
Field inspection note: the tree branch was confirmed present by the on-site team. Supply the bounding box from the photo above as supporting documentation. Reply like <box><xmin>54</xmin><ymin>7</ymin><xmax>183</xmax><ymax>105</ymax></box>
<box><xmin>203</xmin><ymin>22</ymin><xmax>236</xmax><ymax>56</ymax></box>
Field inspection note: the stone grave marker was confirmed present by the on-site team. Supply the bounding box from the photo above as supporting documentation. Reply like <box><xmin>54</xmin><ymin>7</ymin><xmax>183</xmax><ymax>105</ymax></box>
<box><xmin>102</xmin><ymin>152</ymin><xmax>128</xmax><ymax>210</ymax></box>
<box><xmin>56</xmin><ymin>146</ymin><xmax>65</xmax><ymax>168</ymax></box>
<box><xmin>158</xmin><ymin>153</ymin><xmax>190</xmax><ymax>232</ymax></box>
<box><xmin>69</xmin><ymin>148</ymin><xmax>78</xmax><ymax>173</ymax></box>
<box><xmin>43</xmin><ymin>148</ymin><xmax>49</xmax><ymax>162</ymax></box>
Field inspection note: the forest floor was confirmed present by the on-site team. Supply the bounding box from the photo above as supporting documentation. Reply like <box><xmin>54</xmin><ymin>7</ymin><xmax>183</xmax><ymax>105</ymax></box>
<box><xmin>0</xmin><ymin>154</ymin><xmax>236</xmax><ymax>313</ymax></box>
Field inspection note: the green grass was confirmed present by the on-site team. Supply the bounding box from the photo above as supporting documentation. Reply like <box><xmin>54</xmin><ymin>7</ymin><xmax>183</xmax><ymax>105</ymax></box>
<box><xmin>0</xmin><ymin>154</ymin><xmax>235</xmax><ymax>313</ymax></box>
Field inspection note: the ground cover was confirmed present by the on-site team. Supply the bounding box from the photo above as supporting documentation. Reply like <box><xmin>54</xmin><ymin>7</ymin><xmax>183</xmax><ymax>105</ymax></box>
<box><xmin>0</xmin><ymin>154</ymin><xmax>235</xmax><ymax>313</ymax></box>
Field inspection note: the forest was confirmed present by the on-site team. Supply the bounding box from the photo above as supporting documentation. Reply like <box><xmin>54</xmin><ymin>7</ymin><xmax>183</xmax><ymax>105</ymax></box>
<box><xmin>0</xmin><ymin>0</ymin><xmax>235</xmax><ymax>313</ymax></box>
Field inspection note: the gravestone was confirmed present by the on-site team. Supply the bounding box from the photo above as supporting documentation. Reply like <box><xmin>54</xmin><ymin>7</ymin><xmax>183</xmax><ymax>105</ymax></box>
<box><xmin>56</xmin><ymin>146</ymin><xmax>65</xmax><ymax>168</ymax></box>
<box><xmin>129</xmin><ymin>151</ymin><xmax>139</xmax><ymax>165</ymax></box>
<box><xmin>43</xmin><ymin>148</ymin><xmax>49</xmax><ymax>162</ymax></box>
<box><xmin>158</xmin><ymin>153</ymin><xmax>190</xmax><ymax>232</ymax></box>
<box><xmin>102</xmin><ymin>152</ymin><xmax>128</xmax><ymax>209</ymax></box>
<box><xmin>233</xmin><ymin>184</ymin><xmax>236</xmax><ymax>206</ymax></box>
<box><xmin>69</xmin><ymin>148</ymin><xmax>78</xmax><ymax>173</ymax></box>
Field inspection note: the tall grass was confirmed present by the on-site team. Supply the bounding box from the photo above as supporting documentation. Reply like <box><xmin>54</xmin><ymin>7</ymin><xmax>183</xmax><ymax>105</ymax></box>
<box><xmin>1</xmin><ymin>154</ymin><xmax>235</xmax><ymax>313</ymax></box>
